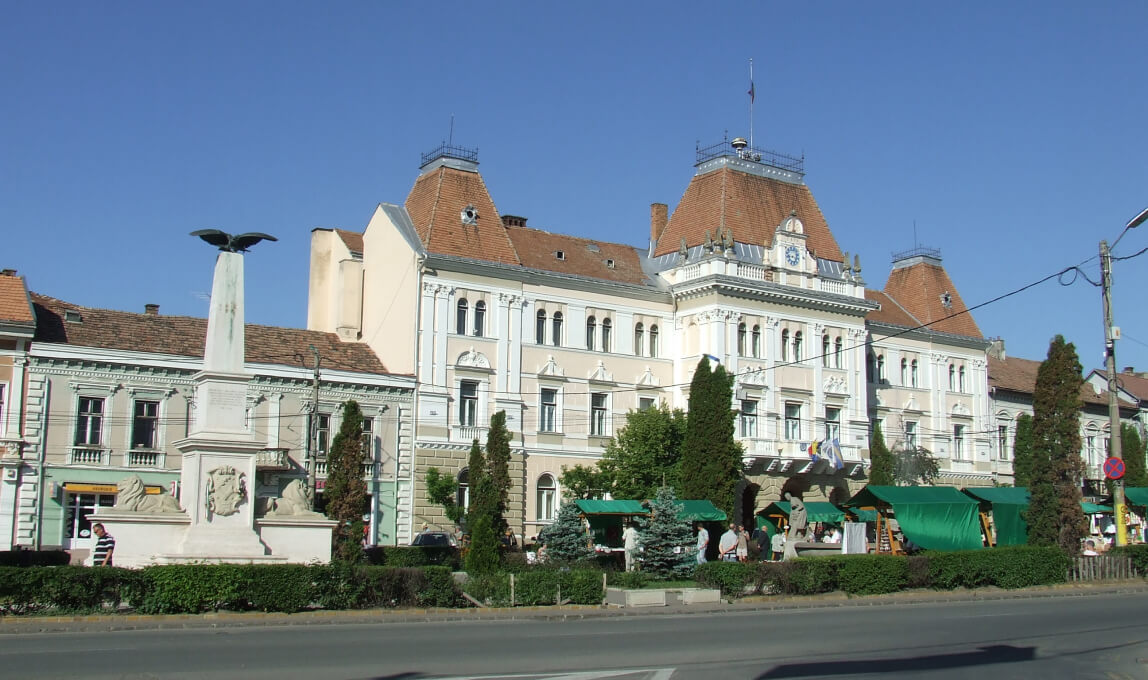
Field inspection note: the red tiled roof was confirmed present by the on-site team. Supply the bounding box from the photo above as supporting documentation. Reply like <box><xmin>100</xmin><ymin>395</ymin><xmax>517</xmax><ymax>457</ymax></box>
<box><xmin>989</xmin><ymin>355</ymin><xmax>1130</xmax><ymax>408</ymax></box>
<box><xmin>0</xmin><ymin>274</ymin><xmax>35</xmax><ymax>325</ymax></box>
<box><xmin>1113</xmin><ymin>371</ymin><xmax>1148</xmax><ymax>402</ymax></box>
<box><xmin>506</xmin><ymin>226</ymin><xmax>649</xmax><ymax>286</ymax></box>
<box><xmin>31</xmin><ymin>294</ymin><xmax>394</xmax><ymax>376</ymax></box>
<box><xmin>882</xmin><ymin>261</ymin><xmax>982</xmax><ymax>338</ymax></box>
<box><xmin>335</xmin><ymin>229</ymin><xmax>364</xmax><ymax>254</ymax></box>
<box><xmin>865</xmin><ymin>289</ymin><xmax>920</xmax><ymax>328</ymax></box>
<box><xmin>404</xmin><ymin>165</ymin><xmax>520</xmax><ymax>265</ymax></box>
<box><xmin>653</xmin><ymin>168</ymin><xmax>843</xmax><ymax>262</ymax></box>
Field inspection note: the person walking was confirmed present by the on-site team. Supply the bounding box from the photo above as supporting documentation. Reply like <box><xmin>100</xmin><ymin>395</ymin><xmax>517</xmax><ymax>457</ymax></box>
<box><xmin>695</xmin><ymin>523</ymin><xmax>709</xmax><ymax>564</ymax></box>
<box><xmin>770</xmin><ymin>530</ymin><xmax>786</xmax><ymax>561</ymax></box>
<box><xmin>92</xmin><ymin>523</ymin><xmax>115</xmax><ymax>567</ymax></box>
<box><xmin>736</xmin><ymin>524</ymin><xmax>749</xmax><ymax>563</ymax></box>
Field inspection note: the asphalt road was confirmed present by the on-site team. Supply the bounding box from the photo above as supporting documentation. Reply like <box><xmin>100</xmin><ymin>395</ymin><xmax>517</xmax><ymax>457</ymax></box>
<box><xmin>2</xmin><ymin>592</ymin><xmax>1146</xmax><ymax>680</ymax></box>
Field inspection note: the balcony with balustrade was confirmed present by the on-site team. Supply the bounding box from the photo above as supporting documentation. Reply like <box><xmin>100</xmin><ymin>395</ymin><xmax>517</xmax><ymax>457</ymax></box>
<box><xmin>69</xmin><ymin>446</ymin><xmax>108</xmax><ymax>466</ymax></box>
<box><xmin>452</xmin><ymin>425</ymin><xmax>489</xmax><ymax>444</ymax></box>
<box><xmin>313</xmin><ymin>460</ymin><xmax>380</xmax><ymax>479</ymax></box>
<box><xmin>125</xmin><ymin>449</ymin><xmax>165</xmax><ymax>468</ymax></box>
<box><xmin>256</xmin><ymin>448</ymin><xmax>292</xmax><ymax>470</ymax></box>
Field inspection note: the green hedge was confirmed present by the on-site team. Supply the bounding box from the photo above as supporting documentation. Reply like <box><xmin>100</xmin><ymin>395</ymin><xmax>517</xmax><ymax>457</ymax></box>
<box><xmin>694</xmin><ymin>562</ymin><xmax>754</xmax><ymax>597</ymax></box>
<box><xmin>0</xmin><ymin>566</ymin><xmax>136</xmax><ymax>614</ymax></box>
<box><xmin>462</xmin><ymin>568</ymin><xmax>604</xmax><ymax>606</ymax></box>
<box><xmin>363</xmin><ymin>546</ymin><xmax>461</xmax><ymax>570</ymax></box>
<box><xmin>1112</xmin><ymin>545</ymin><xmax>1148</xmax><ymax>577</ymax></box>
<box><xmin>927</xmin><ymin>546</ymin><xmax>1068</xmax><ymax>590</ymax></box>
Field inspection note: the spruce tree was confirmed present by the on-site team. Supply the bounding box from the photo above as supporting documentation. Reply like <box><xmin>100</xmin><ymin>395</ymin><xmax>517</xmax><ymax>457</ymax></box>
<box><xmin>325</xmin><ymin>400</ymin><xmax>366</xmax><ymax>563</ymax></box>
<box><xmin>679</xmin><ymin>357</ymin><xmax>743</xmax><ymax>518</ymax></box>
<box><xmin>1012</xmin><ymin>413</ymin><xmax>1035</xmax><ymax>488</ymax></box>
<box><xmin>637</xmin><ymin>487</ymin><xmax>696</xmax><ymax>580</ymax></box>
<box><xmin>484</xmin><ymin>410</ymin><xmax>512</xmax><ymax>535</ymax></box>
<box><xmin>537</xmin><ymin>500</ymin><xmax>595</xmax><ymax>563</ymax></box>
<box><xmin>867</xmin><ymin>422</ymin><xmax>894</xmax><ymax>486</ymax></box>
<box><xmin>1025</xmin><ymin>335</ymin><xmax>1087</xmax><ymax>552</ymax></box>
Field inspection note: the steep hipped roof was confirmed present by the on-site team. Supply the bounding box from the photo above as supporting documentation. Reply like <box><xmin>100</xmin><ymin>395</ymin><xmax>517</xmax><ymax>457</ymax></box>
<box><xmin>31</xmin><ymin>294</ymin><xmax>394</xmax><ymax>376</ymax></box>
<box><xmin>864</xmin><ymin>289</ymin><xmax>920</xmax><ymax>328</ymax></box>
<box><xmin>506</xmin><ymin>226</ymin><xmax>650</xmax><ymax>287</ymax></box>
<box><xmin>653</xmin><ymin>167</ymin><xmax>843</xmax><ymax>261</ymax></box>
<box><xmin>404</xmin><ymin>164</ymin><xmax>520</xmax><ymax>265</ymax></box>
<box><xmin>0</xmin><ymin>273</ymin><xmax>35</xmax><ymax>327</ymax></box>
<box><xmin>334</xmin><ymin>229</ymin><xmax>364</xmax><ymax>255</ymax></box>
<box><xmin>882</xmin><ymin>259</ymin><xmax>982</xmax><ymax>338</ymax></box>
<box><xmin>988</xmin><ymin>355</ymin><xmax>1130</xmax><ymax>409</ymax></box>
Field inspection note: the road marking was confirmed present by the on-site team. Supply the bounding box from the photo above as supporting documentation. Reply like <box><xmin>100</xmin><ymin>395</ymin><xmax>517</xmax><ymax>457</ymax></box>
<box><xmin>431</xmin><ymin>669</ymin><xmax>675</xmax><ymax>680</ymax></box>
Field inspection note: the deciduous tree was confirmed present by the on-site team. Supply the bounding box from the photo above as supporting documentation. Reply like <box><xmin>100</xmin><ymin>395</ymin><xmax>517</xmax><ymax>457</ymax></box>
<box><xmin>893</xmin><ymin>446</ymin><xmax>940</xmax><ymax>487</ymax></box>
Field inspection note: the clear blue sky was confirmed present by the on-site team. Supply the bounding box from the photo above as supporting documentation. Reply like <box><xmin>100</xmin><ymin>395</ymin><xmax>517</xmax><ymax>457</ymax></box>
<box><xmin>4</xmin><ymin>2</ymin><xmax>1147</xmax><ymax>375</ymax></box>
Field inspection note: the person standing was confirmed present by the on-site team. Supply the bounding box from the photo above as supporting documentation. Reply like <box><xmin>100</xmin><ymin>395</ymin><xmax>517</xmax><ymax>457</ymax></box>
<box><xmin>770</xmin><ymin>530</ymin><xmax>786</xmax><ymax>561</ymax></box>
<box><xmin>92</xmin><ymin>523</ymin><xmax>115</xmax><ymax>567</ymax></box>
<box><xmin>622</xmin><ymin>522</ymin><xmax>640</xmax><ymax>572</ymax></box>
<box><xmin>695</xmin><ymin>523</ymin><xmax>709</xmax><ymax>564</ymax></box>
<box><xmin>719</xmin><ymin>523</ymin><xmax>739</xmax><ymax>562</ymax></box>
<box><xmin>736</xmin><ymin>524</ymin><xmax>749</xmax><ymax>563</ymax></box>
<box><xmin>752</xmin><ymin>524</ymin><xmax>770</xmax><ymax>562</ymax></box>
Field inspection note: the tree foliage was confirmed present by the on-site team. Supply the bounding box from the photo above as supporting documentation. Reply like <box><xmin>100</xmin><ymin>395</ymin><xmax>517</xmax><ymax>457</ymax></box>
<box><xmin>637</xmin><ymin>487</ymin><xmax>696</xmax><ymax>580</ymax></box>
<box><xmin>867</xmin><ymin>422</ymin><xmax>894</xmax><ymax>486</ymax></box>
<box><xmin>484</xmin><ymin>410</ymin><xmax>512</xmax><ymax>535</ymax></box>
<box><xmin>1012</xmin><ymin>413</ymin><xmax>1035</xmax><ymax>488</ymax></box>
<box><xmin>893</xmin><ymin>446</ymin><xmax>940</xmax><ymax>486</ymax></box>
<box><xmin>558</xmin><ymin>464</ymin><xmax>608</xmax><ymax>501</ymax></box>
<box><xmin>1121</xmin><ymin>424</ymin><xmax>1148</xmax><ymax>488</ymax></box>
<box><xmin>600</xmin><ymin>403</ymin><xmax>687</xmax><ymax>499</ymax></box>
<box><xmin>425</xmin><ymin>467</ymin><xmax>463</xmax><ymax>525</ymax></box>
<box><xmin>537</xmin><ymin>501</ymin><xmax>595</xmax><ymax>564</ymax></box>
<box><xmin>325</xmin><ymin>400</ymin><xmax>366</xmax><ymax>563</ymax></box>
<box><xmin>679</xmin><ymin>357</ymin><xmax>743</xmax><ymax>518</ymax></box>
<box><xmin>1025</xmin><ymin>335</ymin><xmax>1087</xmax><ymax>552</ymax></box>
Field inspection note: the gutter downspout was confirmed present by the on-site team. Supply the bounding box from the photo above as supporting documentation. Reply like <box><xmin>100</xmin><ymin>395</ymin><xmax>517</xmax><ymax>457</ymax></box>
<box><xmin>32</xmin><ymin>379</ymin><xmax>49</xmax><ymax>550</ymax></box>
<box><xmin>410</xmin><ymin>253</ymin><xmax>425</xmax><ymax>544</ymax></box>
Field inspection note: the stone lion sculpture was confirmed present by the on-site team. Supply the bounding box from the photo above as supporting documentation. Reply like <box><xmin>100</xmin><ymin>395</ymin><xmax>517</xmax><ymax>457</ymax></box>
<box><xmin>114</xmin><ymin>475</ymin><xmax>183</xmax><ymax>513</ymax></box>
<box><xmin>267</xmin><ymin>479</ymin><xmax>322</xmax><ymax>517</ymax></box>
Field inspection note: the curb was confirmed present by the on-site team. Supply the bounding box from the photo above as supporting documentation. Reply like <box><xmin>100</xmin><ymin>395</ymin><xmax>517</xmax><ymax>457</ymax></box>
<box><xmin>2</xmin><ymin>581</ymin><xmax>1147</xmax><ymax>634</ymax></box>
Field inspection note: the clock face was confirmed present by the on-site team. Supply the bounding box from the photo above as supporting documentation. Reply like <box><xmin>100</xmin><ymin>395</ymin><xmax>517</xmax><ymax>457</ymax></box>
<box><xmin>785</xmin><ymin>245</ymin><xmax>801</xmax><ymax>266</ymax></box>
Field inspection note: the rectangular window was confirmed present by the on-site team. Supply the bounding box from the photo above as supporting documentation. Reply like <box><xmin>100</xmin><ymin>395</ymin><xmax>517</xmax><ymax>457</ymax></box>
<box><xmin>0</xmin><ymin>384</ymin><xmax>5</xmax><ymax>435</ymax></box>
<box><xmin>825</xmin><ymin>407</ymin><xmax>841</xmax><ymax>442</ymax></box>
<box><xmin>638</xmin><ymin>397</ymin><xmax>655</xmax><ymax>411</ymax></box>
<box><xmin>75</xmin><ymin>397</ymin><xmax>104</xmax><ymax>446</ymax></box>
<box><xmin>315</xmin><ymin>412</ymin><xmax>331</xmax><ymax>455</ymax></box>
<box><xmin>459</xmin><ymin>381</ymin><xmax>478</xmax><ymax>427</ymax></box>
<box><xmin>361</xmin><ymin>416</ymin><xmax>374</xmax><ymax>456</ymax></box>
<box><xmin>131</xmin><ymin>400</ymin><xmax>160</xmax><ymax>449</ymax></box>
<box><xmin>905</xmin><ymin>421</ymin><xmax>918</xmax><ymax>449</ymax></box>
<box><xmin>740</xmin><ymin>400</ymin><xmax>758</xmax><ymax>438</ymax></box>
<box><xmin>540</xmin><ymin>388</ymin><xmax>557</xmax><ymax>432</ymax></box>
<box><xmin>590</xmin><ymin>393</ymin><xmax>607</xmax><ymax>437</ymax></box>
<box><xmin>784</xmin><ymin>403</ymin><xmax>801</xmax><ymax>440</ymax></box>
<box><xmin>953</xmin><ymin>424</ymin><xmax>966</xmax><ymax>460</ymax></box>
<box><xmin>997</xmin><ymin>424</ymin><xmax>1009</xmax><ymax>460</ymax></box>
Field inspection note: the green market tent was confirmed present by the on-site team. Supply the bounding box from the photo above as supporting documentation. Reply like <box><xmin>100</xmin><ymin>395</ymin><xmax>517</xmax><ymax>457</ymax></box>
<box><xmin>849</xmin><ymin>508</ymin><xmax>878</xmax><ymax>522</ymax></box>
<box><xmin>1122</xmin><ymin>488</ymin><xmax>1148</xmax><ymax>507</ymax></box>
<box><xmin>1080</xmin><ymin>502</ymin><xmax>1113</xmax><ymax>514</ymax></box>
<box><xmin>756</xmin><ymin>501</ymin><xmax>845</xmax><ymax>537</ymax></box>
<box><xmin>673</xmin><ymin>500</ymin><xmax>727</xmax><ymax>522</ymax></box>
<box><xmin>962</xmin><ymin>487</ymin><xmax>1030</xmax><ymax>546</ymax></box>
<box><xmin>574</xmin><ymin>500</ymin><xmax>648</xmax><ymax>515</ymax></box>
<box><xmin>846</xmin><ymin>486</ymin><xmax>982</xmax><ymax>551</ymax></box>
<box><xmin>575</xmin><ymin>500</ymin><xmax>648</xmax><ymax>547</ymax></box>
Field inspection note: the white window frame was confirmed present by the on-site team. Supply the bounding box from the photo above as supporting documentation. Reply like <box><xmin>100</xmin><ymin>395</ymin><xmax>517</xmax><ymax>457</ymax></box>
<box><xmin>740</xmin><ymin>399</ymin><xmax>758</xmax><ymax>438</ymax></box>
<box><xmin>905</xmin><ymin>421</ymin><xmax>918</xmax><ymax>449</ymax></box>
<box><xmin>953</xmin><ymin>424</ymin><xmax>967</xmax><ymax>460</ymax></box>
<box><xmin>635</xmin><ymin>322</ymin><xmax>645</xmax><ymax>357</ymax></box>
<box><xmin>649</xmin><ymin>325</ymin><xmax>659</xmax><ymax>357</ymax></box>
<box><xmin>473</xmin><ymin>300</ymin><xmax>486</xmax><ymax>337</ymax></box>
<box><xmin>536</xmin><ymin>473</ymin><xmax>558</xmax><ymax>521</ymax></box>
<box><xmin>590</xmin><ymin>392</ymin><xmax>609</xmax><ymax>437</ymax></box>
<box><xmin>784</xmin><ymin>403</ymin><xmax>802</xmax><ymax>440</ymax></box>
<box><xmin>540</xmin><ymin>387</ymin><xmax>558</xmax><ymax>433</ymax></box>
<box><xmin>997</xmin><ymin>422</ymin><xmax>1009</xmax><ymax>461</ymax></box>
<box><xmin>130</xmin><ymin>399</ymin><xmax>161</xmax><ymax>450</ymax></box>
<box><xmin>456</xmin><ymin>298</ymin><xmax>468</xmax><ymax>335</ymax></box>
<box><xmin>551</xmin><ymin>311</ymin><xmax>564</xmax><ymax>347</ymax></box>
<box><xmin>75</xmin><ymin>395</ymin><xmax>106</xmax><ymax>447</ymax></box>
<box><xmin>458</xmin><ymin>380</ymin><xmax>480</xmax><ymax>428</ymax></box>
<box><xmin>825</xmin><ymin>406</ymin><xmax>841</xmax><ymax>442</ymax></box>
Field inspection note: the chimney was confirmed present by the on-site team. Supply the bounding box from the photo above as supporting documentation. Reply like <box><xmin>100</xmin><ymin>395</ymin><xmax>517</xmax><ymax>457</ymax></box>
<box><xmin>144</xmin><ymin>304</ymin><xmax>160</xmax><ymax>316</ymax></box>
<box><xmin>0</xmin><ymin>269</ymin><xmax>15</xmax><ymax>276</ymax></box>
<box><xmin>1124</xmin><ymin>366</ymin><xmax>1135</xmax><ymax>375</ymax></box>
<box><xmin>500</xmin><ymin>215</ymin><xmax>527</xmax><ymax>228</ymax></box>
<box><xmin>650</xmin><ymin>203</ymin><xmax>668</xmax><ymax>244</ymax></box>
<box><xmin>987</xmin><ymin>337</ymin><xmax>1006</xmax><ymax>360</ymax></box>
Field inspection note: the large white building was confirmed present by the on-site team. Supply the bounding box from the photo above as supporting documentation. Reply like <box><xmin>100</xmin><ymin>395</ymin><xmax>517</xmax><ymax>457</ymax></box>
<box><xmin>307</xmin><ymin>137</ymin><xmax>1004</xmax><ymax>536</ymax></box>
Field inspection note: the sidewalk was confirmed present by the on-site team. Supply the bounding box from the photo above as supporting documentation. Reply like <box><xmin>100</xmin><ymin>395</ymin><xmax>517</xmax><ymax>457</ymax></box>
<box><xmin>3</xmin><ymin>580</ymin><xmax>1146</xmax><ymax>634</ymax></box>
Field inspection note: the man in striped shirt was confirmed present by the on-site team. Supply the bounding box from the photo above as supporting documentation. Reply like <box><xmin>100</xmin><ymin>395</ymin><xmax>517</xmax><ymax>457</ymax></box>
<box><xmin>92</xmin><ymin>523</ymin><xmax>115</xmax><ymax>566</ymax></box>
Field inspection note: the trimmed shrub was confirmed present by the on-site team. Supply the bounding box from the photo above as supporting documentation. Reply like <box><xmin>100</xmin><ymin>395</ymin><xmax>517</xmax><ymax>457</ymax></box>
<box><xmin>363</xmin><ymin>546</ymin><xmax>460</xmax><ymax>569</ymax></box>
<box><xmin>786</xmin><ymin>557</ymin><xmax>841</xmax><ymax>595</ymax></box>
<box><xmin>461</xmin><ymin>568</ymin><xmax>602</xmax><ymax>606</ymax></box>
<box><xmin>928</xmin><ymin>546</ymin><xmax>1068</xmax><ymax>589</ymax></box>
<box><xmin>607</xmin><ymin>570</ymin><xmax>648</xmax><ymax>589</ymax></box>
<box><xmin>1113</xmin><ymin>544</ymin><xmax>1148</xmax><ymax>577</ymax></box>
<box><xmin>836</xmin><ymin>555</ymin><xmax>909</xmax><ymax>595</ymax></box>
<box><xmin>694</xmin><ymin>561</ymin><xmax>753</xmax><ymax>597</ymax></box>
<box><xmin>134</xmin><ymin>565</ymin><xmax>248</xmax><ymax>614</ymax></box>
<box><xmin>418</xmin><ymin>566</ymin><xmax>461</xmax><ymax>608</ymax></box>
<box><xmin>0</xmin><ymin>550</ymin><xmax>70</xmax><ymax>567</ymax></box>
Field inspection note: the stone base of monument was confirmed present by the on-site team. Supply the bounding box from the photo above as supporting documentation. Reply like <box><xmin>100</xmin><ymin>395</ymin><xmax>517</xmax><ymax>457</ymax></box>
<box><xmin>257</xmin><ymin>516</ymin><xmax>338</xmax><ymax>564</ymax></box>
<box><xmin>89</xmin><ymin>511</ymin><xmax>191</xmax><ymax>568</ymax></box>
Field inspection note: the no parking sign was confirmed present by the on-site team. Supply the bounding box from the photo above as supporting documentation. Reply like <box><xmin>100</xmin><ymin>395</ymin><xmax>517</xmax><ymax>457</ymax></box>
<box><xmin>1103</xmin><ymin>457</ymin><xmax>1125</xmax><ymax>480</ymax></box>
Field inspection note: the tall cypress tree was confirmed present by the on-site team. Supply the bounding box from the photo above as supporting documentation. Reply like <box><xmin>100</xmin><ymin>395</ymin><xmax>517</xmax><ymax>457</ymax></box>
<box><xmin>464</xmin><ymin>439</ymin><xmax>485</xmax><ymax>531</ymax></box>
<box><xmin>325</xmin><ymin>400</ymin><xmax>366</xmax><ymax>563</ymax></box>
<box><xmin>485</xmin><ymin>410</ymin><xmax>512</xmax><ymax>535</ymax></box>
<box><xmin>867</xmin><ymin>422</ymin><xmax>894</xmax><ymax>486</ymax></box>
<box><xmin>1122</xmin><ymin>424</ymin><xmax>1148</xmax><ymax>488</ymax></box>
<box><xmin>679</xmin><ymin>357</ymin><xmax>743</xmax><ymax>518</ymax></box>
<box><xmin>1025</xmin><ymin>335</ymin><xmax>1087</xmax><ymax>552</ymax></box>
<box><xmin>1012</xmin><ymin>413</ymin><xmax>1035</xmax><ymax>488</ymax></box>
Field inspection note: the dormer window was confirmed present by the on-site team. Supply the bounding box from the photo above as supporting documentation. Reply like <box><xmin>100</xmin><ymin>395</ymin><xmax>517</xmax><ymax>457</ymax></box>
<box><xmin>940</xmin><ymin>292</ymin><xmax>953</xmax><ymax>308</ymax></box>
<box><xmin>556</xmin><ymin>251</ymin><xmax>565</xmax><ymax>261</ymax></box>
<box><xmin>605</xmin><ymin>259</ymin><xmax>615</xmax><ymax>268</ymax></box>
<box><xmin>65</xmin><ymin>310</ymin><xmax>82</xmax><ymax>323</ymax></box>
<box><xmin>461</xmin><ymin>204</ymin><xmax>479</xmax><ymax>226</ymax></box>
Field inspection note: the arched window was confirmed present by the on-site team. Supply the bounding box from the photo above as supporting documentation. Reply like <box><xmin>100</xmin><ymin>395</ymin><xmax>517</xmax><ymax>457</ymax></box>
<box><xmin>822</xmin><ymin>334</ymin><xmax>831</xmax><ymax>367</ymax></box>
<box><xmin>794</xmin><ymin>332</ymin><xmax>803</xmax><ymax>361</ymax></box>
<box><xmin>834</xmin><ymin>337</ymin><xmax>843</xmax><ymax>368</ymax></box>
<box><xmin>586</xmin><ymin>316</ymin><xmax>596</xmax><ymax>350</ymax></box>
<box><xmin>536</xmin><ymin>474</ymin><xmax>557</xmax><ymax>521</ymax></box>
<box><xmin>737</xmin><ymin>323</ymin><xmax>747</xmax><ymax>356</ymax></box>
<box><xmin>456</xmin><ymin>299</ymin><xmax>468</xmax><ymax>335</ymax></box>
<box><xmin>552</xmin><ymin>312</ymin><xmax>563</xmax><ymax>347</ymax></box>
<box><xmin>536</xmin><ymin>310</ymin><xmax>547</xmax><ymax>344</ymax></box>
<box><xmin>752</xmin><ymin>325</ymin><xmax>761</xmax><ymax>358</ymax></box>
<box><xmin>601</xmin><ymin>318</ymin><xmax>612</xmax><ymax>352</ymax></box>
<box><xmin>959</xmin><ymin>366</ymin><xmax>966</xmax><ymax>392</ymax></box>
<box><xmin>635</xmin><ymin>322</ymin><xmax>645</xmax><ymax>357</ymax></box>
<box><xmin>649</xmin><ymin>325</ymin><xmax>659</xmax><ymax>357</ymax></box>
<box><xmin>457</xmin><ymin>468</ymin><xmax>470</xmax><ymax>512</ymax></box>
<box><xmin>911</xmin><ymin>359</ymin><xmax>919</xmax><ymax>387</ymax></box>
<box><xmin>901</xmin><ymin>358</ymin><xmax>908</xmax><ymax>385</ymax></box>
<box><xmin>473</xmin><ymin>300</ymin><xmax>486</xmax><ymax>337</ymax></box>
<box><xmin>948</xmin><ymin>364</ymin><xmax>956</xmax><ymax>391</ymax></box>
<box><xmin>877</xmin><ymin>354</ymin><xmax>886</xmax><ymax>382</ymax></box>
<box><xmin>781</xmin><ymin>329</ymin><xmax>790</xmax><ymax>361</ymax></box>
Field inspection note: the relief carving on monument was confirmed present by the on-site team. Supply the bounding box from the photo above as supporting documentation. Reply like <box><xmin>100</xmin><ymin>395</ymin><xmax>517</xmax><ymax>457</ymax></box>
<box><xmin>206</xmin><ymin>465</ymin><xmax>247</xmax><ymax>517</ymax></box>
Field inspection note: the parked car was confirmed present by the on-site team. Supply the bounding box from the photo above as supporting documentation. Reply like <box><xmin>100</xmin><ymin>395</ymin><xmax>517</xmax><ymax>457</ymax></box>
<box><xmin>410</xmin><ymin>531</ymin><xmax>461</xmax><ymax>567</ymax></box>
<box><xmin>411</xmin><ymin>531</ymin><xmax>458</xmax><ymax>548</ymax></box>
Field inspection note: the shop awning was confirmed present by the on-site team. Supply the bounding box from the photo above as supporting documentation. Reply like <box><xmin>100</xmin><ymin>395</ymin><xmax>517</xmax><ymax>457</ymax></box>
<box><xmin>1123</xmin><ymin>487</ymin><xmax>1148</xmax><ymax>507</ymax></box>
<box><xmin>845</xmin><ymin>485</ymin><xmax>982</xmax><ymax>551</ymax></box>
<box><xmin>1081</xmin><ymin>502</ymin><xmax>1113</xmax><ymax>514</ymax></box>
<box><xmin>674</xmin><ymin>500</ymin><xmax>727</xmax><ymax>522</ymax></box>
<box><xmin>574</xmin><ymin>500</ymin><xmax>649</xmax><ymax>515</ymax></box>
<box><xmin>963</xmin><ymin>487</ymin><xmax>1030</xmax><ymax>546</ymax></box>
<box><xmin>64</xmin><ymin>482</ymin><xmax>163</xmax><ymax>495</ymax></box>
<box><xmin>757</xmin><ymin>501</ymin><xmax>845</xmax><ymax>524</ymax></box>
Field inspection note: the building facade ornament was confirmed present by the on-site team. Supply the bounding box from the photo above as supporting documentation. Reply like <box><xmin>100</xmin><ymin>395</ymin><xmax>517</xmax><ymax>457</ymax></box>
<box><xmin>456</xmin><ymin>347</ymin><xmax>491</xmax><ymax>369</ymax></box>
<box><xmin>206</xmin><ymin>465</ymin><xmax>247</xmax><ymax>518</ymax></box>
<box><xmin>113</xmin><ymin>475</ymin><xmax>183</xmax><ymax>513</ymax></box>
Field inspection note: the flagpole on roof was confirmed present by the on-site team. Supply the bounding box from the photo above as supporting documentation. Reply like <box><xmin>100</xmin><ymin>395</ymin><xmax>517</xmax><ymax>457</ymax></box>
<box><xmin>748</xmin><ymin>58</ymin><xmax>755</xmax><ymax>149</ymax></box>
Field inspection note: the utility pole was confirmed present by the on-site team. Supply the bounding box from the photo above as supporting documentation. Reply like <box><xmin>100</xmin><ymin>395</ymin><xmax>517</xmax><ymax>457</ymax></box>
<box><xmin>1100</xmin><ymin>239</ymin><xmax>1128</xmax><ymax>547</ymax></box>
<box><xmin>306</xmin><ymin>345</ymin><xmax>321</xmax><ymax>507</ymax></box>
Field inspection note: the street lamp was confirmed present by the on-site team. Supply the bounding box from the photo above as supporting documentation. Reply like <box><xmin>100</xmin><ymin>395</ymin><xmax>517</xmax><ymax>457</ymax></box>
<box><xmin>1101</xmin><ymin>206</ymin><xmax>1148</xmax><ymax>547</ymax></box>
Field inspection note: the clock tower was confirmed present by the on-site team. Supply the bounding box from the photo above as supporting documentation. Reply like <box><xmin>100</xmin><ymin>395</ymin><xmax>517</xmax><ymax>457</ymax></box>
<box><xmin>774</xmin><ymin>210</ymin><xmax>808</xmax><ymax>272</ymax></box>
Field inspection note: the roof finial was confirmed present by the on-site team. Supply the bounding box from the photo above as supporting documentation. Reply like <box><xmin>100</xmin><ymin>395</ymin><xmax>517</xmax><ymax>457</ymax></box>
<box><xmin>853</xmin><ymin>254</ymin><xmax>862</xmax><ymax>275</ymax></box>
<box><xmin>678</xmin><ymin>238</ymin><xmax>689</xmax><ymax>262</ymax></box>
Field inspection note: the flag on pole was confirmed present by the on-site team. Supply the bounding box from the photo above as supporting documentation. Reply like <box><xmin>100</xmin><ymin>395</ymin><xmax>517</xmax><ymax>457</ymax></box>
<box><xmin>825</xmin><ymin>438</ymin><xmax>844</xmax><ymax>470</ymax></box>
<box><xmin>748</xmin><ymin>80</ymin><xmax>755</xmax><ymax>104</ymax></box>
<box><xmin>703</xmin><ymin>353</ymin><xmax>723</xmax><ymax>365</ymax></box>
